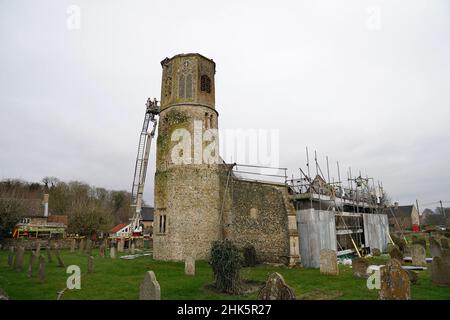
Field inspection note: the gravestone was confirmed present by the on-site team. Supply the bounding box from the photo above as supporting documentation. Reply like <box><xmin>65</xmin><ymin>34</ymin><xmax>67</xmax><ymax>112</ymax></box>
<box><xmin>46</xmin><ymin>246</ymin><xmax>53</xmax><ymax>263</ymax></box>
<box><xmin>430</xmin><ymin>237</ymin><xmax>442</xmax><ymax>258</ymax></box>
<box><xmin>79</xmin><ymin>239</ymin><xmax>85</xmax><ymax>253</ymax></box>
<box><xmin>86</xmin><ymin>239</ymin><xmax>92</xmax><ymax>255</ymax></box>
<box><xmin>320</xmin><ymin>249</ymin><xmax>339</xmax><ymax>275</ymax></box>
<box><xmin>352</xmin><ymin>257</ymin><xmax>369</xmax><ymax>278</ymax></box>
<box><xmin>38</xmin><ymin>256</ymin><xmax>46</xmax><ymax>283</ymax></box>
<box><xmin>411</xmin><ymin>244</ymin><xmax>426</xmax><ymax>267</ymax></box>
<box><xmin>372</xmin><ymin>248</ymin><xmax>381</xmax><ymax>256</ymax></box>
<box><xmin>99</xmin><ymin>244</ymin><xmax>105</xmax><ymax>258</ymax></box>
<box><xmin>7</xmin><ymin>246</ymin><xmax>14</xmax><ymax>267</ymax></box>
<box><xmin>139</xmin><ymin>271</ymin><xmax>161</xmax><ymax>300</ymax></box>
<box><xmin>430</xmin><ymin>256</ymin><xmax>450</xmax><ymax>286</ymax></box>
<box><xmin>110</xmin><ymin>246</ymin><xmax>116</xmax><ymax>259</ymax></box>
<box><xmin>70</xmin><ymin>239</ymin><xmax>76</xmax><ymax>252</ymax></box>
<box><xmin>412</xmin><ymin>237</ymin><xmax>426</xmax><ymax>250</ymax></box>
<box><xmin>440</xmin><ymin>238</ymin><xmax>449</xmax><ymax>249</ymax></box>
<box><xmin>35</xmin><ymin>243</ymin><xmax>41</xmax><ymax>257</ymax></box>
<box><xmin>27</xmin><ymin>251</ymin><xmax>36</xmax><ymax>278</ymax></box>
<box><xmin>185</xmin><ymin>256</ymin><xmax>195</xmax><ymax>276</ymax></box>
<box><xmin>257</xmin><ymin>272</ymin><xmax>295</xmax><ymax>300</ymax></box>
<box><xmin>87</xmin><ymin>256</ymin><xmax>94</xmax><ymax>273</ymax></box>
<box><xmin>388</xmin><ymin>246</ymin><xmax>403</xmax><ymax>263</ymax></box>
<box><xmin>117</xmin><ymin>239</ymin><xmax>124</xmax><ymax>253</ymax></box>
<box><xmin>55</xmin><ymin>248</ymin><xmax>65</xmax><ymax>267</ymax></box>
<box><xmin>14</xmin><ymin>246</ymin><xmax>24</xmax><ymax>272</ymax></box>
<box><xmin>131</xmin><ymin>242</ymin><xmax>136</xmax><ymax>255</ymax></box>
<box><xmin>379</xmin><ymin>259</ymin><xmax>410</xmax><ymax>300</ymax></box>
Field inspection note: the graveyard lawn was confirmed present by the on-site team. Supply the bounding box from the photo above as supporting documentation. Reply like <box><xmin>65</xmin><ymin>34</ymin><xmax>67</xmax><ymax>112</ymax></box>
<box><xmin>0</xmin><ymin>250</ymin><xmax>449</xmax><ymax>300</ymax></box>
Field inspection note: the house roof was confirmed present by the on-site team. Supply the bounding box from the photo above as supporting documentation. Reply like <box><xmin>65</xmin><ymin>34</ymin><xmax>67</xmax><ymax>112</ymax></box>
<box><xmin>110</xmin><ymin>223</ymin><xmax>128</xmax><ymax>233</ymax></box>
<box><xmin>141</xmin><ymin>206</ymin><xmax>154</xmax><ymax>221</ymax></box>
<box><xmin>383</xmin><ymin>205</ymin><xmax>415</xmax><ymax>218</ymax></box>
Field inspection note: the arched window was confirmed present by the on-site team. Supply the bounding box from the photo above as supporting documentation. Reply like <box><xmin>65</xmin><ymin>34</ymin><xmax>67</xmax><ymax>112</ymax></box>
<box><xmin>186</xmin><ymin>74</ymin><xmax>193</xmax><ymax>98</ymax></box>
<box><xmin>178</xmin><ymin>74</ymin><xmax>185</xmax><ymax>98</ymax></box>
<box><xmin>200</xmin><ymin>75</ymin><xmax>211</xmax><ymax>93</ymax></box>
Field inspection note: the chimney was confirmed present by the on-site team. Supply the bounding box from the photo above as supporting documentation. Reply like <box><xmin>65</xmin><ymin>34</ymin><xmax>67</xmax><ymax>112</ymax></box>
<box><xmin>43</xmin><ymin>194</ymin><xmax>49</xmax><ymax>217</ymax></box>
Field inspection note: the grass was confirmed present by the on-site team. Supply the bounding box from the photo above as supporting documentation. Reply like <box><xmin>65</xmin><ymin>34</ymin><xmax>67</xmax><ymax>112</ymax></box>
<box><xmin>0</xmin><ymin>248</ymin><xmax>449</xmax><ymax>300</ymax></box>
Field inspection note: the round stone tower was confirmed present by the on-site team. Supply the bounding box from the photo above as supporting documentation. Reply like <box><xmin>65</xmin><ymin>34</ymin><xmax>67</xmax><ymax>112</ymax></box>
<box><xmin>153</xmin><ymin>53</ymin><xmax>222</xmax><ymax>261</ymax></box>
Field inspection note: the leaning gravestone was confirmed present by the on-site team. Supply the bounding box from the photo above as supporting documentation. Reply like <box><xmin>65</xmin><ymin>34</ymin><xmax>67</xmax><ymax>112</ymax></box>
<box><xmin>430</xmin><ymin>256</ymin><xmax>450</xmax><ymax>286</ymax></box>
<box><xmin>38</xmin><ymin>256</ymin><xmax>46</xmax><ymax>283</ymax></box>
<box><xmin>388</xmin><ymin>246</ymin><xmax>403</xmax><ymax>263</ymax></box>
<box><xmin>87</xmin><ymin>256</ymin><xmax>94</xmax><ymax>273</ymax></box>
<box><xmin>320</xmin><ymin>249</ymin><xmax>339</xmax><ymax>275</ymax></box>
<box><xmin>372</xmin><ymin>248</ymin><xmax>381</xmax><ymax>256</ymax></box>
<box><xmin>352</xmin><ymin>257</ymin><xmax>369</xmax><ymax>278</ymax></box>
<box><xmin>7</xmin><ymin>246</ymin><xmax>14</xmax><ymax>267</ymax></box>
<box><xmin>55</xmin><ymin>248</ymin><xmax>65</xmax><ymax>267</ymax></box>
<box><xmin>14</xmin><ymin>246</ymin><xmax>24</xmax><ymax>272</ymax></box>
<box><xmin>257</xmin><ymin>272</ymin><xmax>295</xmax><ymax>300</ymax></box>
<box><xmin>70</xmin><ymin>239</ymin><xmax>76</xmax><ymax>252</ymax></box>
<box><xmin>430</xmin><ymin>237</ymin><xmax>442</xmax><ymax>258</ymax></box>
<box><xmin>131</xmin><ymin>242</ymin><xmax>136</xmax><ymax>255</ymax></box>
<box><xmin>379</xmin><ymin>259</ymin><xmax>411</xmax><ymax>300</ymax></box>
<box><xmin>27</xmin><ymin>251</ymin><xmax>36</xmax><ymax>278</ymax></box>
<box><xmin>139</xmin><ymin>271</ymin><xmax>161</xmax><ymax>300</ymax></box>
<box><xmin>185</xmin><ymin>256</ymin><xmax>195</xmax><ymax>276</ymax></box>
<box><xmin>85</xmin><ymin>239</ymin><xmax>92</xmax><ymax>255</ymax></box>
<box><xmin>46</xmin><ymin>246</ymin><xmax>53</xmax><ymax>263</ymax></box>
<box><xmin>99</xmin><ymin>244</ymin><xmax>105</xmax><ymax>258</ymax></box>
<box><xmin>110</xmin><ymin>246</ymin><xmax>116</xmax><ymax>259</ymax></box>
<box><xmin>79</xmin><ymin>238</ymin><xmax>85</xmax><ymax>253</ymax></box>
<box><xmin>411</xmin><ymin>244</ymin><xmax>426</xmax><ymax>267</ymax></box>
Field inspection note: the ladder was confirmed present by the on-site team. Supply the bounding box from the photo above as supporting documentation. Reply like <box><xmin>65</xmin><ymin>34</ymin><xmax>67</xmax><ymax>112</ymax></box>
<box><xmin>129</xmin><ymin>98</ymin><xmax>159</xmax><ymax>235</ymax></box>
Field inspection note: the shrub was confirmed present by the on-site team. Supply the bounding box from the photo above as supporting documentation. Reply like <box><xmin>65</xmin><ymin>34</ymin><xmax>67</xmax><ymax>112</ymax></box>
<box><xmin>210</xmin><ymin>240</ymin><xmax>242</xmax><ymax>294</ymax></box>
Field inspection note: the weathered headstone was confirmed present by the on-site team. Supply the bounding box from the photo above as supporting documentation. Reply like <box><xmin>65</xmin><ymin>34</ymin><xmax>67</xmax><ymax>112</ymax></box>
<box><xmin>131</xmin><ymin>242</ymin><xmax>136</xmax><ymax>255</ymax></box>
<box><xmin>185</xmin><ymin>256</ymin><xmax>195</xmax><ymax>276</ymax></box>
<box><xmin>7</xmin><ymin>246</ymin><xmax>14</xmax><ymax>267</ymax></box>
<box><xmin>320</xmin><ymin>249</ymin><xmax>339</xmax><ymax>275</ymax></box>
<box><xmin>27</xmin><ymin>251</ymin><xmax>36</xmax><ymax>278</ymax></box>
<box><xmin>99</xmin><ymin>244</ymin><xmax>105</xmax><ymax>258</ymax></box>
<box><xmin>110</xmin><ymin>246</ymin><xmax>116</xmax><ymax>259</ymax></box>
<box><xmin>38</xmin><ymin>256</ymin><xmax>46</xmax><ymax>283</ymax></box>
<box><xmin>79</xmin><ymin>238</ymin><xmax>85</xmax><ymax>253</ymax></box>
<box><xmin>430</xmin><ymin>256</ymin><xmax>450</xmax><ymax>286</ymax></box>
<box><xmin>117</xmin><ymin>239</ymin><xmax>124</xmax><ymax>253</ymax></box>
<box><xmin>35</xmin><ymin>243</ymin><xmax>41</xmax><ymax>257</ymax></box>
<box><xmin>372</xmin><ymin>248</ymin><xmax>381</xmax><ymax>256</ymax></box>
<box><xmin>352</xmin><ymin>257</ymin><xmax>369</xmax><ymax>278</ymax></box>
<box><xmin>86</xmin><ymin>239</ymin><xmax>92</xmax><ymax>254</ymax></box>
<box><xmin>430</xmin><ymin>237</ymin><xmax>442</xmax><ymax>258</ymax></box>
<box><xmin>411</xmin><ymin>244</ymin><xmax>426</xmax><ymax>267</ymax></box>
<box><xmin>70</xmin><ymin>239</ymin><xmax>76</xmax><ymax>252</ymax></box>
<box><xmin>87</xmin><ymin>256</ymin><xmax>94</xmax><ymax>273</ymax></box>
<box><xmin>14</xmin><ymin>246</ymin><xmax>24</xmax><ymax>272</ymax></box>
<box><xmin>55</xmin><ymin>248</ymin><xmax>65</xmax><ymax>267</ymax></box>
<box><xmin>46</xmin><ymin>246</ymin><xmax>53</xmax><ymax>263</ymax></box>
<box><xmin>379</xmin><ymin>259</ymin><xmax>410</xmax><ymax>300</ymax></box>
<box><xmin>257</xmin><ymin>272</ymin><xmax>295</xmax><ymax>300</ymax></box>
<box><xmin>388</xmin><ymin>246</ymin><xmax>403</xmax><ymax>263</ymax></box>
<box><xmin>139</xmin><ymin>271</ymin><xmax>161</xmax><ymax>300</ymax></box>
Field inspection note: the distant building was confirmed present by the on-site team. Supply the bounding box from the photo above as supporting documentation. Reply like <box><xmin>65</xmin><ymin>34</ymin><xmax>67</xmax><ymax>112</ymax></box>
<box><xmin>110</xmin><ymin>223</ymin><xmax>130</xmax><ymax>238</ymax></box>
<box><xmin>12</xmin><ymin>194</ymin><xmax>68</xmax><ymax>239</ymax></box>
<box><xmin>383</xmin><ymin>204</ymin><xmax>420</xmax><ymax>232</ymax></box>
<box><xmin>141</xmin><ymin>206</ymin><xmax>154</xmax><ymax>237</ymax></box>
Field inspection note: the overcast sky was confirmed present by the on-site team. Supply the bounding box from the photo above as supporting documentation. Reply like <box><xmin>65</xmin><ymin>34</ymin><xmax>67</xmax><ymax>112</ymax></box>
<box><xmin>1</xmin><ymin>0</ymin><xmax>449</xmax><ymax>210</ymax></box>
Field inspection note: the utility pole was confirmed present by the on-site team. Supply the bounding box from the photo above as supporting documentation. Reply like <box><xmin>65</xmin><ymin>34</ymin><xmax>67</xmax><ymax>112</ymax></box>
<box><xmin>439</xmin><ymin>200</ymin><xmax>446</xmax><ymax>221</ymax></box>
